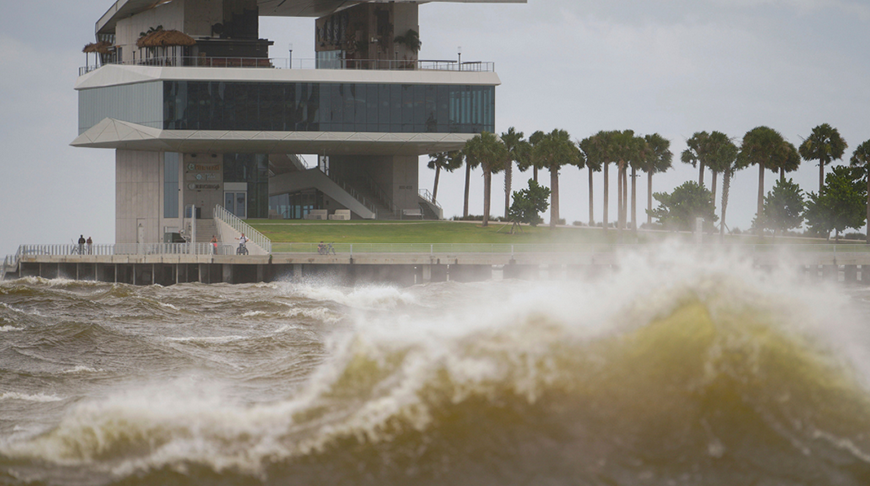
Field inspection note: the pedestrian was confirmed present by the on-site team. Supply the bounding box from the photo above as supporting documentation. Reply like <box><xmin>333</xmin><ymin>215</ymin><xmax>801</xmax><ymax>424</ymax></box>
<box><xmin>210</xmin><ymin>235</ymin><xmax>218</xmax><ymax>254</ymax></box>
<box><xmin>77</xmin><ymin>235</ymin><xmax>85</xmax><ymax>255</ymax></box>
<box><xmin>86</xmin><ymin>236</ymin><xmax>93</xmax><ymax>255</ymax></box>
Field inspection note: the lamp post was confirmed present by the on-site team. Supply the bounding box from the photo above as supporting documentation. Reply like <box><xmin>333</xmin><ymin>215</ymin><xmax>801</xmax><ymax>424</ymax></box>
<box><xmin>457</xmin><ymin>46</ymin><xmax>462</xmax><ymax>71</ymax></box>
<box><xmin>288</xmin><ymin>43</ymin><xmax>293</xmax><ymax>68</ymax></box>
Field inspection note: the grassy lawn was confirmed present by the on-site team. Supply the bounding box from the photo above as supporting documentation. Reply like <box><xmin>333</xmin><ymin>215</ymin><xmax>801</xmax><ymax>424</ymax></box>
<box><xmin>244</xmin><ymin>219</ymin><xmax>868</xmax><ymax>250</ymax></box>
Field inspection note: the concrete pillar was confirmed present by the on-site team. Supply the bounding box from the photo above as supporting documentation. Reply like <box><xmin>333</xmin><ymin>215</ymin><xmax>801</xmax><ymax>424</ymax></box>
<box><xmin>222</xmin><ymin>264</ymin><xmax>233</xmax><ymax>284</ymax></box>
<box><xmin>421</xmin><ymin>264</ymin><xmax>432</xmax><ymax>283</ymax></box>
<box><xmin>257</xmin><ymin>264</ymin><xmax>265</xmax><ymax>283</ymax></box>
<box><xmin>822</xmin><ymin>265</ymin><xmax>838</xmax><ymax>281</ymax></box>
<box><xmin>844</xmin><ymin>265</ymin><xmax>858</xmax><ymax>283</ymax></box>
<box><xmin>294</xmin><ymin>264</ymin><xmax>303</xmax><ymax>280</ymax></box>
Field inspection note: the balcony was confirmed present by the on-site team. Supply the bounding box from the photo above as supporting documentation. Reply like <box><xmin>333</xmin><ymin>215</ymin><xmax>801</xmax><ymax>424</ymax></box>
<box><xmin>78</xmin><ymin>57</ymin><xmax>495</xmax><ymax>76</ymax></box>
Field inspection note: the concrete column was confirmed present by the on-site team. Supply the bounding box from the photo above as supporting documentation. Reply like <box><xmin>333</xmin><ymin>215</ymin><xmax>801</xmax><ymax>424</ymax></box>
<box><xmin>294</xmin><ymin>264</ymin><xmax>303</xmax><ymax>280</ymax></box>
<box><xmin>257</xmin><ymin>264</ymin><xmax>265</xmax><ymax>283</ymax></box>
<box><xmin>222</xmin><ymin>264</ymin><xmax>233</xmax><ymax>284</ymax></box>
<box><xmin>844</xmin><ymin>265</ymin><xmax>858</xmax><ymax>283</ymax></box>
<box><xmin>421</xmin><ymin>264</ymin><xmax>432</xmax><ymax>283</ymax></box>
<box><xmin>822</xmin><ymin>265</ymin><xmax>838</xmax><ymax>281</ymax></box>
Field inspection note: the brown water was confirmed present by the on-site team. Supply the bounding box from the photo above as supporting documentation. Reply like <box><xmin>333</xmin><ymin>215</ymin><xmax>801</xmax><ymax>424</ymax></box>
<box><xmin>2</xmin><ymin>245</ymin><xmax>870</xmax><ymax>485</ymax></box>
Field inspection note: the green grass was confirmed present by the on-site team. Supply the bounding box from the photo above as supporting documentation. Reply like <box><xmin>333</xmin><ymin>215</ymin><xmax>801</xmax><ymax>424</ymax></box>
<box><xmin>244</xmin><ymin>219</ymin><xmax>869</xmax><ymax>250</ymax></box>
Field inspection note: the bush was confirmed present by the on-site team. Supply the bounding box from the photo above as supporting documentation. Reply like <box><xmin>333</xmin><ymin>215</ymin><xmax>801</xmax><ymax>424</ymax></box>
<box><xmin>845</xmin><ymin>232</ymin><xmax>867</xmax><ymax>241</ymax></box>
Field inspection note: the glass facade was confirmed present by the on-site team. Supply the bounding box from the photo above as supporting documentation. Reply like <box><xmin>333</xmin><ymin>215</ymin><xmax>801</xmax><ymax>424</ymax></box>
<box><xmin>223</xmin><ymin>154</ymin><xmax>269</xmax><ymax>219</ymax></box>
<box><xmin>163</xmin><ymin>81</ymin><xmax>494</xmax><ymax>134</ymax></box>
<box><xmin>163</xmin><ymin>152</ymin><xmax>179</xmax><ymax>218</ymax></box>
<box><xmin>269</xmin><ymin>190</ymin><xmax>323</xmax><ymax>220</ymax></box>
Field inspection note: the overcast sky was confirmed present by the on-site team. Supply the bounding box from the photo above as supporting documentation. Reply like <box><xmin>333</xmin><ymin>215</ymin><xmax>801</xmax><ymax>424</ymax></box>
<box><xmin>1</xmin><ymin>0</ymin><xmax>869</xmax><ymax>256</ymax></box>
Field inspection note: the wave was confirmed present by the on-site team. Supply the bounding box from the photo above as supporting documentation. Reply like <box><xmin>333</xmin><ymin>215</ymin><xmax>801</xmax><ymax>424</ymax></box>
<box><xmin>0</xmin><ymin>392</ymin><xmax>64</xmax><ymax>403</ymax></box>
<box><xmin>3</xmin><ymin>244</ymin><xmax>870</xmax><ymax>485</ymax></box>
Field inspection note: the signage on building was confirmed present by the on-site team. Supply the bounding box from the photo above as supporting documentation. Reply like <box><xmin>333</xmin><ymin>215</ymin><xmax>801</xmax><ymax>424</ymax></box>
<box><xmin>187</xmin><ymin>163</ymin><xmax>220</xmax><ymax>172</ymax></box>
<box><xmin>188</xmin><ymin>183</ymin><xmax>221</xmax><ymax>190</ymax></box>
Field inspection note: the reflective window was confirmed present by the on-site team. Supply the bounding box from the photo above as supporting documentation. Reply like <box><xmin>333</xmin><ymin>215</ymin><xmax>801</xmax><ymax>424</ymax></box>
<box><xmin>163</xmin><ymin>81</ymin><xmax>494</xmax><ymax>134</ymax></box>
<box><xmin>163</xmin><ymin>152</ymin><xmax>179</xmax><ymax>218</ymax></box>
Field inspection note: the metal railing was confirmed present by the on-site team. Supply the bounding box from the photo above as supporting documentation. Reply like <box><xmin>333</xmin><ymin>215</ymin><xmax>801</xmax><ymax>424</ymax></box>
<box><xmin>13</xmin><ymin>243</ymin><xmax>217</xmax><ymax>257</ymax></box>
<box><xmin>213</xmin><ymin>205</ymin><xmax>272</xmax><ymax>253</ymax></box>
<box><xmin>79</xmin><ymin>57</ymin><xmax>495</xmax><ymax>76</ymax></box>
<box><xmin>418</xmin><ymin>189</ymin><xmax>442</xmax><ymax>209</ymax></box>
<box><xmin>268</xmin><ymin>242</ymin><xmax>870</xmax><ymax>255</ymax></box>
<box><xmin>325</xmin><ymin>172</ymin><xmax>379</xmax><ymax>216</ymax></box>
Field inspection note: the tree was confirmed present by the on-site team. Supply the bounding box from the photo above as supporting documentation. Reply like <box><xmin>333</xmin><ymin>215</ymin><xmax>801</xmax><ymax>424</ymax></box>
<box><xmin>464</xmin><ymin>132</ymin><xmax>507</xmax><ymax>227</ymax></box>
<box><xmin>850</xmin><ymin>139</ymin><xmax>870</xmax><ymax>244</ymax></box>
<box><xmin>713</xmin><ymin>136</ymin><xmax>744</xmax><ymax>239</ymax></box>
<box><xmin>578</xmin><ymin>135</ymin><xmax>604</xmax><ymax>226</ymax></box>
<box><xmin>753</xmin><ymin>178</ymin><xmax>805</xmax><ymax>238</ymax></box>
<box><xmin>426</xmin><ymin>151</ymin><xmax>462</xmax><ymax>203</ymax></box>
<box><xmin>647</xmin><ymin>181</ymin><xmax>718</xmax><ymax>232</ymax></box>
<box><xmin>608</xmin><ymin>130</ymin><xmax>645</xmax><ymax>239</ymax></box>
<box><xmin>501</xmin><ymin>127</ymin><xmax>531</xmax><ymax>218</ymax></box>
<box><xmin>804</xmin><ymin>165</ymin><xmax>867</xmax><ymax>242</ymax></box>
<box><xmin>508</xmin><ymin>178</ymin><xmax>551</xmax><ymax>229</ymax></box>
<box><xmin>682</xmin><ymin>131</ymin><xmax>711</xmax><ymax>187</ymax></box>
<box><xmin>519</xmin><ymin>130</ymin><xmax>546</xmax><ymax>183</ymax></box>
<box><xmin>459</xmin><ymin>150</ymin><xmax>476</xmax><ymax>218</ymax></box>
<box><xmin>532</xmin><ymin>129</ymin><xmax>584</xmax><ymax>228</ymax></box>
<box><xmin>739</xmin><ymin>126</ymin><xmax>791</xmax><ymax>237</ymax></box>
<box><xmin>799</xmin><ymin>123</ymin><xmax>848</xmax><ymax>192</ymax></box>
<box><xmin>702</xmin><ymin>131</ymin><xmax>739</xmax><ymax>214</ymax></box>
<box><xmin>638</xmin><ymin>133</ymin><xmax>672</xmax><ymax>226</ymax></box>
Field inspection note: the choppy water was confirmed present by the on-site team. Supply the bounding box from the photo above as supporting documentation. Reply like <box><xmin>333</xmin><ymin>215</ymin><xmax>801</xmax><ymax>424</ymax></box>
<box><xmin>2</xmin><ymin>244</ymin><xmax>870</xmax><ymax>485</ymax></box>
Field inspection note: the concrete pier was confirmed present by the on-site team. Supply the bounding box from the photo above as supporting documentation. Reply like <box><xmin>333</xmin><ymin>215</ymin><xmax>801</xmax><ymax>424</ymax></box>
<box><xmin>4</xmin><ymin>251</ymin><xmax>869</xmax><ymax>286</ymax></box>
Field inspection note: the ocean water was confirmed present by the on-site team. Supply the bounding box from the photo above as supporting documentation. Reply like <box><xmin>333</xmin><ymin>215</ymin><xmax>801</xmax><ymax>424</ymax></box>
<box><xmin>1</xmin><ymin>244</ymin><xmax>870</xmax><ymax>486</ymax></box>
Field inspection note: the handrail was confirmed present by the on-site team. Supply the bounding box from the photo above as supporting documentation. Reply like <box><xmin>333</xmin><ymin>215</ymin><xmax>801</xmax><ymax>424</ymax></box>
<box><xmin>213</xmin><ymin>205</ymin><xmax>272</xmax><ymax>253</ymax></box>
<box><xmin>10</xmin><ymin>243</ymin><xmax>217</xmax><ymax>257</ymax></box>
<box><xmin>325</xmin><ymin>172</ymin><xmax>378</xmax><ymax>215</ymax></box>
<box><xmin>418</xmin><ymin>189</ymin><xmax>442</xmax><ymax>209</ymax></box>
<box><xmin>78</xmin><ymin>57</ymin><xmax>496</xmax><ymax>76</ymax></box>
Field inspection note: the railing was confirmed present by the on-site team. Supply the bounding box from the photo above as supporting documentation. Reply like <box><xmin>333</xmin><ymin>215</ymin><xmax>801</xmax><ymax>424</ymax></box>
<box><xmin>268</xmin><ymin>243</ymin><xmax>870</xmax><ymax>255</ymax></box>
<box><xmin>78</xmin><ymin>57</ymin><xmax>495</xmax><ymax>76</ymax></box>
<box><xmin>418</xmin><ymin>189</ymin><xmax>442</xmax><ymax>209</ymax></box>
<box><xmin>213</xmin><ymin>205</ymin><xmax>272</xmax><ymax>253</ymax></box>
<box><xmin>13</xmin><ymin>243</ymin><xmax>217</xmax><ymax>256</ymax></box>
<box><xmin>324</xmin><ymin>172</ymin><xmax>379</xmax><ymax>216</ymax></box>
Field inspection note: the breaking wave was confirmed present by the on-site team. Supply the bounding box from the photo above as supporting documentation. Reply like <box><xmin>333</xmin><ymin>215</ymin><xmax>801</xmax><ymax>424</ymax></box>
<box><xmin>2</xmin><ymin>244</ymin><xmax>870</xmax><ymax>486</ymax></box>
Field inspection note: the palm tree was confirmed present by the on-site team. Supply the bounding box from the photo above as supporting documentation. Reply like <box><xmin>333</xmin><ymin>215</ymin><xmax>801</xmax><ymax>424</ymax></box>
<box><xmin>526</xmin><ymin>130</ymin><xmax>545</xmax><ymax>183</ymax></box>
<box><xmin>608</xmin><ymin>130</ymin><xmax>643</xmax><ymax>239</ymax></box>
<box><xmin>579</xmin><ymin>135</ymin><xmax>604</xmax><ymax>226</ymax></box>
<box><xmin>501</xmin><ymin>127</ymin><xmax>531</xmax><ymax>218</ymax></box>
<box><xmin>682</xmin><ymin>131</ymin><xmax>711</xmax><ymax>186</ymax></box>
<box><xmin>799</xmin><ymin>123</ymin><xmax>848</xmax><ymax>192</ymax></box>
<box><xmin>459</xmin><ymin>150</ymin><xmax>476</xmax><ymax>218</ymax></box>
<box><xmin>532</xmin><ymin>129</ymin><xmax>584</xmax><ymax>228</ymax></box>
<box><xmin>739</xmin><ymin>126</ymin><xmax>790</xmax><ymax>237</ymax></box>
<box><xmin>850</xmin><ymin>139</ymin><xmax>870</xmax><ymax>244</ymax></box>
<box><xmin>464</xmin><ymin>132</ymin><xmax>507</xmax><ymax>227</ymax></box>
<box><xmin>426</xmin><ymin>152</ymin><xmax>462</xmax><ymax>204</ymax></box>
<box><xmin>639</xmin><ymin>133</ymin><xmax>673</xmax><ymax>226</ymax></box>
<box><xmin>627</xmin><ymin>136</ymin><xmax>650</xmax><ymax>234</ymax></box>
<box><xmin>702</xmin><ymin>131</ymin><xmax>739</xmax><ymax>215</ymax></box>
<box><xmin>778</xmin><ymin>142</ymin><xmax>801</xmax><ymax>182</ymax></box>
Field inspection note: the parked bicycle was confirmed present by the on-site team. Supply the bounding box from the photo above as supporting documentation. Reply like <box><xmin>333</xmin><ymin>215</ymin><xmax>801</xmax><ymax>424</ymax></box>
<box><xmin>317</xmin><ymin>242</ymin><xmax>336</xmax><ymax>255</ymax></box>
<box><xmin>236</xmin><ymin>242</ymin><xmax>249</xmax><ymax>255</ymax></box>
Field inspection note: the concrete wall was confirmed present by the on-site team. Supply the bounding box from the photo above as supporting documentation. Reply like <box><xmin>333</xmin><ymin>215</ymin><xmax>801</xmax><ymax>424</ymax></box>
<box><xmin>330</xmin><ymin>155</ymin><xmax>418</xmax><ymax>212</ymax></box>
<box><xmin>116</xmin><ymin>150</ymin><xmax>161</xmax><ymax>244</ymax></box>
<box><xmin>184</xmin><ymin>0</ymin><xmax>224</xmax><ymax>37</ymax></box>
<box><xmin>182</xmin><ymin>154</ymin><xmax>224</xmax><ymax>220</ymax></box>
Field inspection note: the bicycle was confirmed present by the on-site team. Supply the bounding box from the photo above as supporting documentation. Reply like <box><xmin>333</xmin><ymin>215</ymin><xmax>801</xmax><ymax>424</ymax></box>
<box><xmin>318</xmin><ymin>243</ymin><xmax>336</xmax><ymax>255</ymax></box>
<box><xmin>237</xmin><ymin>243</ymin><xmax>249</xmax><ymax>255</ymax></box>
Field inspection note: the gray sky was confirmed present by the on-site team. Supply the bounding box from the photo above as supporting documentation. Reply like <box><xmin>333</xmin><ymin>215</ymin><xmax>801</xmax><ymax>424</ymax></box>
<box><xmin>2</xmin><ymin>0</ymin><xmax>869</xmax><ymax>256</ymax></box>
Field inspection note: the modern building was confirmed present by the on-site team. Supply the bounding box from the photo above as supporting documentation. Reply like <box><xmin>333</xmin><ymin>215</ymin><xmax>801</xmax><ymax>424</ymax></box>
<box><xmin>73</xmin><ymin>0</ymin><xmax>523</xmax><ymax>246</ymax></box>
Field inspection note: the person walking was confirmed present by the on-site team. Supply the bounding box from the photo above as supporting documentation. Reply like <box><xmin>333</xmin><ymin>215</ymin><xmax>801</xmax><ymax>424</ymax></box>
<box><xmin>77</xmin><ymin>235</ymin><xmax>86</xmax><ymax>255</ymax></box>
<box><xmin>86</xmin><ymin>236</ymin><xmax>93</xmax><ymax>255</ymax></box>
<box><xmin>210</xmin><ymin>235</ymin><xmax>218</xmax><ymax>254</ymax></box>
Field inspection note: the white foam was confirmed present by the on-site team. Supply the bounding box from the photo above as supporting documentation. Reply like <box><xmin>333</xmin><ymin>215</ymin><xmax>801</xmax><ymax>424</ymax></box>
<box><xmin>166</xmin><ymin>335</ymin><xmax>247</xmax><ymax>344</ymax></box>
<box><xmin>61</xmin><ymin>365</ymin><xmax>102</xmax><ymax>374</ymax></box>
<box><xmin>0</xmin><ymin>392</ymin><xmax>64</xmax><ymax>403</ymax></box>
<box><xmin>0</xmin><ymin>325</ymin><xmax>24</xmax><ymax>332</ymax></box>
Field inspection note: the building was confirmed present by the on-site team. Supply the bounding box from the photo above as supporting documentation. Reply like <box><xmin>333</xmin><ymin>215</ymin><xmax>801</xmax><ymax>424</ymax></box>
<box><xmin>73</xmin><ymin>0</ymin><xmax>523</xmax><ymax>246</ymax></box>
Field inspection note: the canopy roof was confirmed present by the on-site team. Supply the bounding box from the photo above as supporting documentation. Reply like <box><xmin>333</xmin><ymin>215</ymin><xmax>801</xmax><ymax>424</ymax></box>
<box><xmin>136</xmin><ymin>29</ymin><xmax>196</xmax><ymax>48</ymax></box>
<box><xmin>97</xmin><ymin>0</ymin><xmax>525</xmax><ymax>34</ymax></box>
<box><xmin>83</xmin><ymin>40</ymin><xmax>113</xmax><ymax>54</ymax></box>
